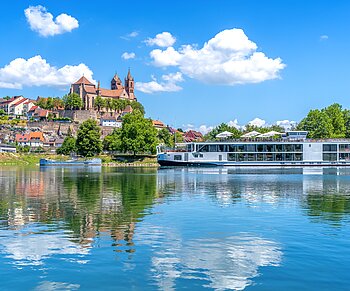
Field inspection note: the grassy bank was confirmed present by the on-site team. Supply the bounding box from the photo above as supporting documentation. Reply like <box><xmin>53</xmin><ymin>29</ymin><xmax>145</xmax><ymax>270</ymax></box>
<box><xmin>0</xmin><ymin>153</ymin><xmax>159</xmax><ymax>167</ymax></box>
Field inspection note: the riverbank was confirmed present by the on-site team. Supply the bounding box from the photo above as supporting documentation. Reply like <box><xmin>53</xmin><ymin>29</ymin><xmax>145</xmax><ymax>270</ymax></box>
<box><xmin>0</xmin><ymin>153</ymin><xmax>159</xmax><ymax>167</ymax></box>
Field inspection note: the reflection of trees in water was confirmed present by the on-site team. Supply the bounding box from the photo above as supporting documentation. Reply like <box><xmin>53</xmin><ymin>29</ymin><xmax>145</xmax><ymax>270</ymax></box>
<box><xmin>0</xmin><ymin>167</ymin><xmax>158</xmax><ymax>251</ymax></box>
<box><xmin>306</xmin><ymin>193</ymin><xmax>350</xmax><ymax>223</ymax></box>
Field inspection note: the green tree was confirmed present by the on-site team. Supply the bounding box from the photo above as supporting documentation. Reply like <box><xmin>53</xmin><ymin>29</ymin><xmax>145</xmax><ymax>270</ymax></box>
<box><xmin>103</xmin><ymin>128</ymin><xmax>122</xmax><ymax>151</ymax></box>
<box><xmin>106</xmin><ymin>98</ymin><xmax>113</xmax><ymax>112</ymax></box>
<box><xmin>53</xmin><ymin>97</ymin><xmax>64</xmax><ymax>110</ymax></box>
<box><xmin>343</xmin><ymin>109</ymin><xmax>350</xmax><ymax>138</ymax></box>
<box><xmin>119</xmin><ymin>111</ymin><xmax>158</xmax><ymax>155</ymax></box>
<box><xmin>46</xmin><ymin>97</ymin><xmax>54</xmax><ymax>110</ymax></box>
<box><xmin>0</xmin><ymin>109</ymin><xmax>6</xmax><ymax>115</ymax></box>
<box><xmin>57</xmin><ymin>136</ymin><xmax>76</xmax><ymax>155</ymax></box>
<box><xmin>157</xmin><ymin>128</ymin><xmax>173</xmax><ymax>147</ymax></box>
<box><xmin>130</xmin><ymin>101</ymin><xmax>145</xmax><ymax>115</ymax></box>
<box><xmin>297</xmin><ymin>109</ymin><xmax>333</xmax><ymax>138</ymax></box>
<box><xmin>76</xmin><ymin>119</ymin><xmax>102</xmax><ymax>157</ymax></box>
<box><xmin>172</xmin><ymin>131</ymin><xmax>184</xmax><ymax>144</ymax></box>
<box><xmin>36</xmin><ymin>97</ymin><xmax>47</xmax><ymax>109</ymax></box>
<box><xmin>63</xmin><ymin>93</ymin><xmax>83</xmax><ymax>110</ymax></box>
<box><xmin>322</xmin><ymin>103</ymin><xmax>346</xmax><ymax>138</ymax></box>
<box><xmin>94</xmin><ymin>95</ymin><xmax>104</xmax><ymax>112</ymax></box>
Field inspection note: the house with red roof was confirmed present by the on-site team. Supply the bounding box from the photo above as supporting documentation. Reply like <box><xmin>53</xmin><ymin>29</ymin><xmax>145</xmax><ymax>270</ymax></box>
<box><xmin>183</xmin><ymin>130</ymin><xmax>203</xmax><ymax>142</ymax></box>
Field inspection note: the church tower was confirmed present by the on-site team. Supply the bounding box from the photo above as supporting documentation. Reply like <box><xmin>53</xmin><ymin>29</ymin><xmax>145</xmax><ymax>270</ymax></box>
<box><xmin>111</xmin><ymin>74</ymin><xmax>123</xmax><ymax>90</ymax></box>
<box><xmin>125</xmin><ymin>69</ymin><xmax>135</xmax><ymax>100</ymax></box>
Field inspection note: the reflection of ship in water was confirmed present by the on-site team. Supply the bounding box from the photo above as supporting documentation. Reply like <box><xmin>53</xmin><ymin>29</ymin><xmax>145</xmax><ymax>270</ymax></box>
<box><xmin>157</xmin><ymin>167</ymin><xmax>350</xmax><ymax>223</ymax></box>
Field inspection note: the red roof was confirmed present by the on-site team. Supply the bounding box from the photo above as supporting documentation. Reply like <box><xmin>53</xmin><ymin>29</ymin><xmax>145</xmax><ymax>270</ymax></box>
<box><xmin>28</xmin><ymin>105</ymin><xmax>38</xmax><ymax>112</ymax></box>
<box><xmin>15</xmin><ymin>134</ymin><xmax>29</xmax><ymax>142</ymax></box>
<box><xmin>73</xmin><ymin>76</ymin><xmax>94</xmax><ymax>85</ymax></box>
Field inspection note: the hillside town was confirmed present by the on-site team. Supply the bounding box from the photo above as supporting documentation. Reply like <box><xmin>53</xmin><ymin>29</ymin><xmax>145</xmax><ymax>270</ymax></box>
<box><xmin>0</xmin><ymin>70</ymin><xmax>203</xmax><ymax>153</ymax></box>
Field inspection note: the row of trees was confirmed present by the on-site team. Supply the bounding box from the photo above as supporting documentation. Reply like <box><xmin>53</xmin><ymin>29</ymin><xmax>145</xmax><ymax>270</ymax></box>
<box><xmin>36</xmin><ymin>97</ymin><xmax>65</xmax><ymax>110</ymax></box>
<box><xmin>39</xmin><ymin>93</ymin><xmax>145</xmax><ymax>114</ymax></box>
<box><xmin>94</xmin><ymin>96</ymin><xmax>145</xmax><ymax>114</ymax></box>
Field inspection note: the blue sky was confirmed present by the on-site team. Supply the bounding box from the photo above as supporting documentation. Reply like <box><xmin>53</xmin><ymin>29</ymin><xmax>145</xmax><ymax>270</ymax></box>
<box><xmin>0</xmin><ymin>0</ymin><xmax>350</xmax><ymax>132</ymax></box>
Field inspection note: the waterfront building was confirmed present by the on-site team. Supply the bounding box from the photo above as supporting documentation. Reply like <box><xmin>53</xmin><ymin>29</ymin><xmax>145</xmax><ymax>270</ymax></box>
<box><xmin>152</xmin><ymin>120</ymin><xmax>166</xmax><ymax>130</ymax></box>
<box><xmin>70</xmin><ymin>70</ymin><xmax>136</xmax><ymax>110</ymax></box>
<box><xmin>0</xmin><ymin>96</ymin><xmax>35</xmax><ymax>116</ymax></box>
<box><xmin>100</xmin><ymin>114</ymin><xmax>123</xmax><ymax>128</ymax></box>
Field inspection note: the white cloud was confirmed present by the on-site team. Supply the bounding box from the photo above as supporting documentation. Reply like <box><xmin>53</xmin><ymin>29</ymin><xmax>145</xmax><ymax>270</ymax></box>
<box><xmin>248</xmin><ymin>117</ymin><xmax>266</xmax><ymax>127</ymax></box>
<box><xmin>145</xmin><ymin>32</ymin><xmax>176</xmax><ymax>47</ymax></box>
<box><xmin>24</xmin><ymin>5</ymin><xmax>79</xmax><ymax>37</ymax></box>
<box><xmin>120</xmin><ymin>31</ymin><xmax>139</xmax><ymax>40</ymax></box>
<box><xmin>136</xmin><ymin>72</ymin><xmax>183</xmax><ymax>94</ymax></box>
<box><xmin>149</xmin><ymin>28</ymin><xmax>285</xmax><ymax>85</ymax></box>
<box><xmin>121</xmin><ymin>52</ymin><xmax>136</xmax><ymax>60</ymax></box>
<box><xmin>227</xmin><ymin>119</ymin><xmax>241</xmax><ymax>129</ymax></box>
<box><xmin>276</xmin><ymin>120</ymin><xmax>296</xmax><ymax>130</ymax></box>
<box><xmin>320</xmin><ymin>35</ymin><xmax>329</xmax><ymax>41</ymax></box>
<box><xmin>0</xmin><ymin>55</ymin><xmax>95</xmax><ymax>89</ymax></box>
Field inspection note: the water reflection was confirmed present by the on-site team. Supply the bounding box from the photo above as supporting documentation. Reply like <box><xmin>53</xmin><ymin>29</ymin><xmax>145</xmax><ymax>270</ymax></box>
<box><xmin>1</xmin><ymin>167</ymin><xmax>350</xmax><ymax>290</ymax></box>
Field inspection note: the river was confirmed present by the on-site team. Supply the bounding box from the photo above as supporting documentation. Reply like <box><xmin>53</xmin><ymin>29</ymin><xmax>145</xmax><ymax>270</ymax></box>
<box><xmin>0</xmin><ymin>166</ymin><xmax>350</xmax><ymax>290</ymax></box>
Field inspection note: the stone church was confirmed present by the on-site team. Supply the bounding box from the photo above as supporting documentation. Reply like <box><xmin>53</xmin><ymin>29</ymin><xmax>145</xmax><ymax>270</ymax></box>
<box><xmin>70</xmin><ymin>70</ymin><xmax>136</xmax><ymax>110</ymax></box>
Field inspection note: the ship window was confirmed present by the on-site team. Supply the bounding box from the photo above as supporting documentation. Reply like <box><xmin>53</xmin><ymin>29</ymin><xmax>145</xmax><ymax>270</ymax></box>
<box><xmin>237</xmin><ymin>145</ymin><xmax>245</xmax><ymax>152</ymax></box>
<box><xmin>275</xmin><ymin>153</ymin><xmax>283</xmax><ymax>161</ymax></box>
<box><xmin>248</xmin><ymin>154</ymin><xmax>256</xmax><ymax>161</ymax></box>
<box><xmin>266</xmin><ymin>144</ymin><xmax>274</xmax><ymax>152</ymax></box>
<box><xmin>228</xmin><ymin>145</ymin><xmax>236</xmax><ymax>152</ymax></box>
<box><xmin>257</xmin><ymin>153</ymin><xmax>264</xmax><ymax>161</ymax></box>
<box><xmin>323</xmin><ymin>153</ymin><xmax>337</xmax><ymax>161</ymax></box>
<box><xmin>339</xmin><ymin>144</ymin><xmax>350</xmax><ymax>151</ymax></box>
<box><xmin>276</xmin><ymin>144</ymin><xmax>284</xmax><ymax>152</ymax></box>
<box><xmin>266</xmin><ymin>153</ymin><xmax>273</xmax><ymax>161</ymax></box>
<box><xmin>285</xmin><ymin>153</ymin><xmax>293</xmax><ymax>161</ymax></box>
<box><xmin>198</xmin><ymin>145</ymin><xmax>209</xmax><ymax>152</ymax></box>
<box><xmin>237</xmin><ymin>153</ymin><xmax>245</xmax><ymax>161</ymax></box>
<box><xmin>339</xmin><ymin>153</ymin><xmax>350</xmax><ymax>161</ymax></box>
<box><xmin>209</xmin><ymin>145</ymin><xmax>217</xmax><ymax>152</ymax></box>
<box><xmin>295</xmin><ymin>144</ymin><xmax>303</xmax><ymax>152</ymax></box>
<box><xmin>246</xmin><ymin>144</ymin><xmax>256</xmax><ymax>152</ymax></box>
<box><xmin>218</xmin><ymin>145</ymin><xmax>225</xmax><ymax>152</ymax></box>
<box><xmin>285</xmin><ymin>144</ymin><xmax>294</xmax><ymax>152</ymax></box>
<box><xmin>294</xmin><ymin>153</ymin><xmax>303</xmax><ymax>161</ymax></box>
<box><xmin>228</xmin><ymin>153</ymin><xmax>236</xmax><ymax>161</ymax></box>
<box><xmin>174</xmin><ymin>155</ymin><xmax>182</xmax><ymax>160</ymax></box>
<box><xmin>257</xmin><ymin>145</ymin><xmax>264</xmax><ymax>152</ymax></box>
<box><xmin>323</xmin><ymin>144</ymin><xmax>337</xmax><ymax>152</ymax></box>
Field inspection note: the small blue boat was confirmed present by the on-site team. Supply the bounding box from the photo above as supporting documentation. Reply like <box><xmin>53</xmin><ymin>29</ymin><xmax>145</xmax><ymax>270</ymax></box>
<box><xmin>40</xmin><ymin>158</ymin><xmax>102</xmax><ymax>167</ymax></box>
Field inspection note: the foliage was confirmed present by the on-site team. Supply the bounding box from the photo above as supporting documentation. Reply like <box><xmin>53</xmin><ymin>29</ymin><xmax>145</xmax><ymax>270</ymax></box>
<box><xmin>297</xmin><ymin>109</ymin><xmax>333</xmax><ymax>138</ymax></box>
<box><xmin>0</xmin><ymin>109</ymin><xmax>6</xmax><ymax>115</ymax></box>
<box><xmin>36</xmin><ymin>97</ymin><xmax>64</xmax><ymax>110</ymax></box>
<box><xmin>94</xmin><ymin>95</ymin><xmax>105</xmax><ymax>112</ymax></box>
<box><xmin>76</xmin><ymin>119</ymin><xmax>102</xmax><ymax>157</ymax></box>
<box><xmin>322</xmin><ymin>103</ymin><xmax>346</xmax><ymax>138</ymax></box>
<box><xmin>63</xmin><ymin>93</ymin><xmax>83</xmax><ymax>110</ymax></box>
<box><xmin>130</xmin><ymin>101</ymin><xmax>145</xmax><ymax>115</ymax></box>
<box><xmin>112</xmin><ymin>110</ymin><xmax>158</xmax><ymax>155</ymax></box>
<box><xmin>57</xmin><ymin>136</ymin><xmax>76</xmax><ymax>155</ymax></box>
<box><xmin>172</xmin><ymin>131</ymin><xmax>184</xmax><ymax>143</ymax></box>
<box><xmin>103</xmin><ymin>128</ymin><xmax>122</xmax><ymax>151</ymax></box>
<box><xmin>157</xmin><ymin>128</ymin><xmax>173</xmax><ymax>147</ymax></box>
<box><xmin>16</xmin><ymin>145</ymin><xmax>30</xmax><ymax>153</ymax></box>
<box><xmin>243</xmin><ymin>124</ymin><xmax>284</xmax><ymax>134</ymax></box>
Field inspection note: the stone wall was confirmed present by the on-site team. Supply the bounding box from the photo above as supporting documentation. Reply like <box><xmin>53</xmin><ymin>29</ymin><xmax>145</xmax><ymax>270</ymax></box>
<box><xmin>59</xmin><ymin>110</ymin><xmax>98</xmax><ymax>123</ymax></box>
<box><xmin>27</xmin><ymin>121</ymin><xmax>79</xmax><ymax>135</ymax></box>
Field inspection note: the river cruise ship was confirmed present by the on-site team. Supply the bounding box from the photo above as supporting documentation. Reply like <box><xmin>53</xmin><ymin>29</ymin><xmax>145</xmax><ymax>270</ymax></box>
<box><xmin>157</xmin><ymin>131</ymin><xmax>350</xmax><ymax>167</ymax></box>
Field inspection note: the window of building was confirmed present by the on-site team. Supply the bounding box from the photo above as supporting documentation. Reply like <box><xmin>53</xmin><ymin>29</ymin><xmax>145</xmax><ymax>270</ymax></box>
<box><xmin>228</xmin><ymin>153</ymin><xmax>236</xmax><ymax>161</ymax></box>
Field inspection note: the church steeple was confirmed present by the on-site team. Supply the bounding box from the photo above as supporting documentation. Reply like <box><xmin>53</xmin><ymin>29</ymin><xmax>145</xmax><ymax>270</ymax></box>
<box><xmin>125</xmin><ymin>68</ymin><xmax>135</xmax><ymax>99</ymax></box>
<box><xmin>111</xmin><ymin>73</ymin><xmax>123</xmax><ymax>90</ymax></box>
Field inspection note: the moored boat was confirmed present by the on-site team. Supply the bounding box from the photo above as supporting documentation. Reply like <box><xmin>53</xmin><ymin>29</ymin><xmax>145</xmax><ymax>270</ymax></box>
<box><xmin>157</xmin><ymin>131</ymin><xmax>350</xmax><ymax>167</ymax></box>
<box><xmin>40</xmin><ymin>158</ymin><xmax>102</xmax><ymax>167</ymax></box>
